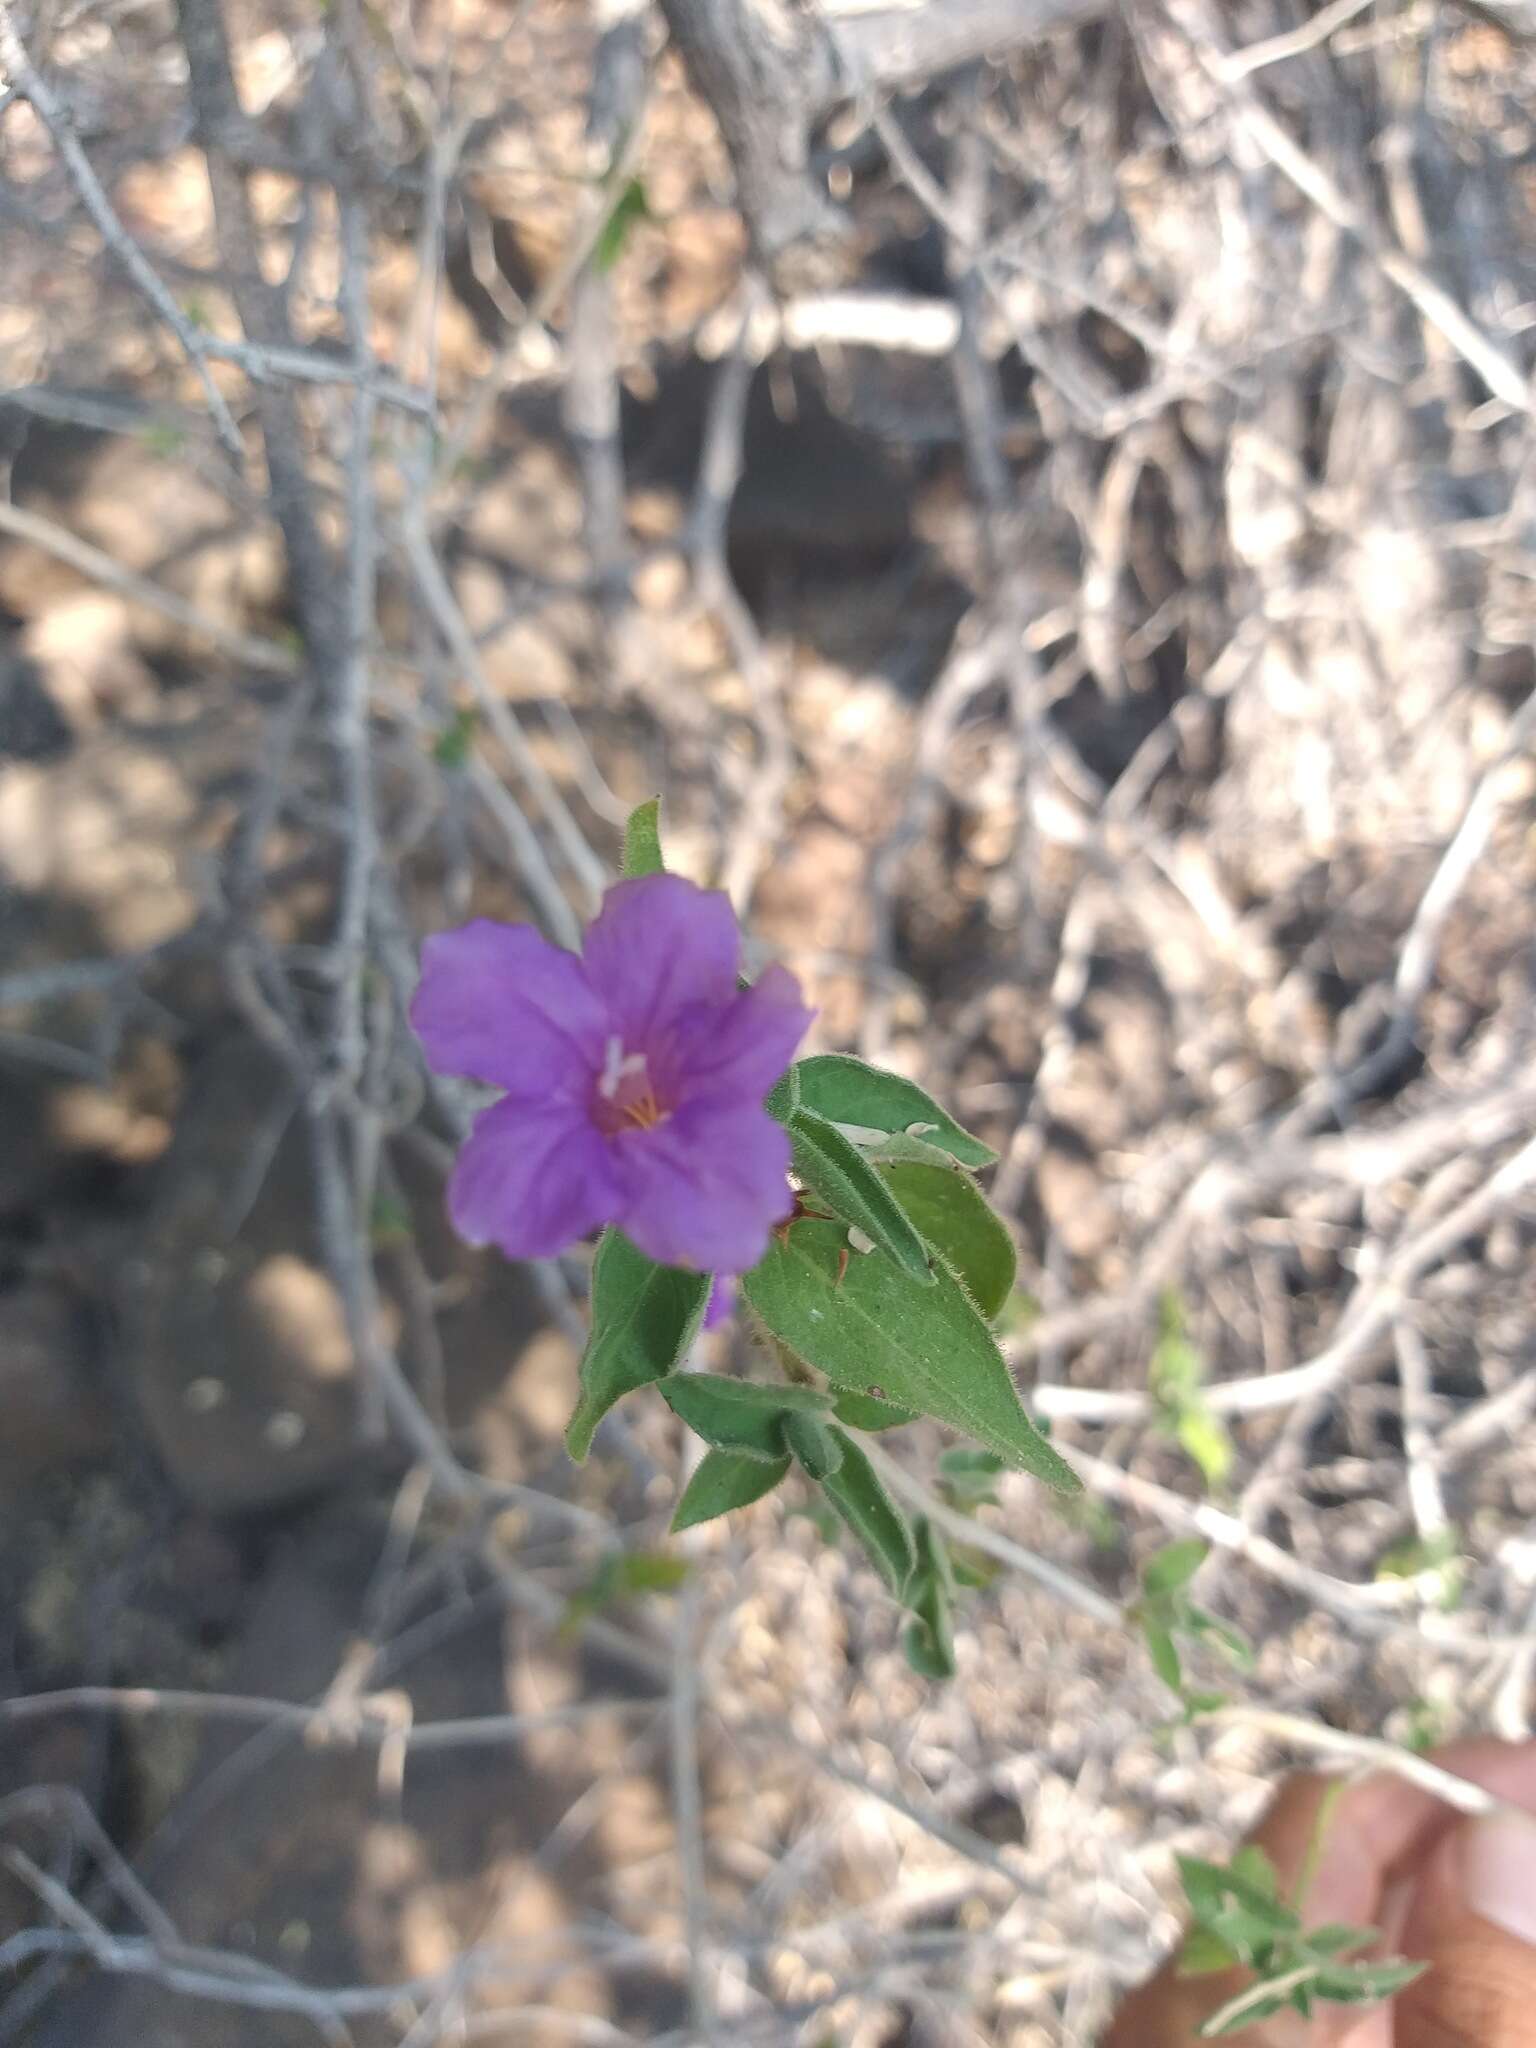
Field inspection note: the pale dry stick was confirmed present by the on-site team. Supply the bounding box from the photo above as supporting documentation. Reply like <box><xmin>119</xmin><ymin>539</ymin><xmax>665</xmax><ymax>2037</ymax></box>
<box><xmin>691</xmin><ymin>275</ymin><xmax>794</xmax><ymax>916</ymax></box>
<box><xmin>1071</xmin><ymin>1448</ymin><xmax>1503</xmax><ymax>1649</ymax></box>
<box><xmin>1188</xmin><ymin>28</ymin><xmax>1531</xmax><ymax>414</ymax></box>
<box><xmin>1394</xmin><ymin>1318</ymin><xmax>1450</xmax><ymax>1549</ymax></box>
<box><xmin>1032</xmin><ymin>1124</ymin><xmax>1536</xmax><ymax>1425</ymax></box>
<box><xmin>1219</xmin><ymin>0</ymin><xmax>1377</xmax><ymax>79</ymax></box>
<box><xmin>0</xmin><ymin>1685</ymin><xmax>655</xmax><ymax>1752</ymax></box>
<box><xmin>1201</xmin><ymin>1706</ymin><xmax>1532</xmax><ymax>1823</ymax></box>
<box><xmin>399</xmin><ymin>505</ymin><xmax>605</xmax><ymax>932</ymax></box>
<box><xmin>0</xmin><ymin>499</ymin><xmax>296</xmax><ymax>674</ymax></box>
<box><xmin>862</xmin><ymin>1441</ymin><xmax>1121</xmax><ymax>1627</ymax></box>
<box><xmin>0</xmin><ymin>1</ymin><xmax>244</xmax><ymax>459</ymax></box>
<box><xmin>327</xmin><ymin>191</ymin><xmax>382</xmax><ymax>1097</ymax></box>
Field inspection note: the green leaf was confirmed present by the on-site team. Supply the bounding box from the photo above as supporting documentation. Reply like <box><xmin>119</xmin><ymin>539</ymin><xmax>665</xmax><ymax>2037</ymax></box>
<box><xmin>1228</xmin><ymin>1846</ymin><xmax>1278</xmax><ymax>1899</ymax></box>
<box><xmin>620</xmin><ymin>796</ymin><xmax>665</xmax><ymax>878</ymax></box>
<box><xmin>1186</xmin><ymin>1606</ymin><xmax>1255</xmax><ymax>1671</ymax></box>
<box><xmin>1312</xmin><ymin>1958</ymin><xmax>1426</xmax><ymax>2002</ymax></box>
<box><xmin>593</xmin><ymin>173</ymin><xmax>650</xmax><ymax>273</ymax></box>
<box><xmin>784</xmin><ymin>1108</ymin><xmax>936</xmax><ymax>1285</ymax></box>
<box><xmin>875</xmin><ymin>1160</ymin><xmax>1017</xmax><ymax>1320</ymax></box>
<box><xmin>784</xmin><ymin>1411</ymin><xmax>845</xmax><ymax>1479</ymax></box>
<box><xmin>1144</xmin><ymin>1617</ymin><xmax>1184</xmax><ymax>1692</ymax></box>
<box><xmin>903</xmin><ymin>1519</ymin><xmax>957</xmax><ymax>1678</ymax></box>
<box><xmin>832</xmin><ymin>1391</ymin><xmax>918</xmax><ymax>1432</ymax></box>
<box><xmin>1177</xmin><ymin>1928</ymin><xmax>1240</xmax><ymax>1978</ymax></box>
<box><xmin>672</xmin><ymin>1449</ymin><xmax>790</xmax><ymax>1531</ymax></box>
<box><xmin>1143</xmin><ymin>1539</ymin><xmax>1210</xmax><ymax>1598</ymax></box>
<box><xmin>565</xmin><ymin>1547</ymin><xmax>689</xmax><ymax>1629</ymax></box>
<box><xmin>566</xmin><ymin>1232</ymin><xmax>711</xmax><ymax>1460</ymax></box>
<box><xmin>432</xmin><ymin>706</ymin><xmax>477</xmax><ymax>769</ymax></box>
<box><xmin>663</xmin><ymin>1372</ymin><xmax>832</xmax><ymax>1461</ymax></box>
<box><xmin>785</xmin><ymin>1055</ymin><xmax>997</xmax><ymax>1168</ymax></box>
<box><xmin>937</xmin><ymin>1446</ymin><xmax>1006</xmax><ymax>1512</ymax></box>
<box><xmin>1175</xmin><ymin>1404</ymin><xmax>1235</xmax><ymax>1493</ymax></box>
<box><xmin>743</xmin><ymin>1219</ymin><xmax>1079</xmax><ymax>1490</ymax></box>
<box><xmin>818</xmin><ymin>1430</ymin><xmax>917</xmax><ymax>1594</ymax></box>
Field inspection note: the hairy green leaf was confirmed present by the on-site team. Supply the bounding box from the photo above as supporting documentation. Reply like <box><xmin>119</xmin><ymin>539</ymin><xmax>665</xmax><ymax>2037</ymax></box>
<box><xmin>672</xmin><ymin>1449</ymin><xmax>790</xmax><ymax>1531</ymax></box>
<box><xmin>566</xmin><ymin>1232</ymin><xmax>710</xmax><ymax>1460</ymax></box>
<box><xmin>593</xmin><ymin>174</ymin><xmax>650</xmax><ymax>273</ymax></box>
<box><xmin>875</xmin><ymin>1159</ymin><xmax>1017</xmax><ymax>1320</ymax></box>
<box><xmin>786</xmin><ymin>1054</ymin><xmax>997</xmax><ymax>1167</ymax></box>
<box><xmin>832</xmin><ymin>1391</ymin><xmax>918</xmax><ymax>1432</ymax></box>
<box><xmin>743</xmin><ymin>1220</ymin><xmax>1078</xmax><ymax>1488</ymax></box>
<box><xmin>784</xmin><ymin>1108</ymin><xmax>936</xmax><ymax>1284</ymax></box>
<box><xmin>818</xmin><ymin>1431</ymin><xmax>917</xmax><ymax>1594</ymax></box>
<box><xmin>784</xmin><ymin>1411</ymin><xmax>845</xmax><ymax>1480</ymax></box>
<box><xmin>663</xmin><ymin>1372</ymin><xmax>833</xmax><ymax>1461</ymax></box>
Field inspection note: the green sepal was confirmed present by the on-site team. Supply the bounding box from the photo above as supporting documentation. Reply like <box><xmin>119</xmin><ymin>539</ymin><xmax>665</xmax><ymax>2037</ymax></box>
<box><xmin>566</xmin><ymin>1231</ymin><xmax>711</xmax><ymax>1460</ymax></box>
<box><xmin>671</xmin><ymin>1449</ymin><xmax>790</xmax><ymax>1531</ymax></box>
<box><xmin>903</xmin><ymin>1518</ymin><xmax>957</xmax><ymax>1678</ymax></box>
<box><xmin>742</xmin><ymin>1219</ymin><xmax>1079</xmax><ymax>1490</ymax></box>
<box><xmin>620</xmin><ymin>796</ymin><xmax>665</xmax><ymax>877</ymax></box>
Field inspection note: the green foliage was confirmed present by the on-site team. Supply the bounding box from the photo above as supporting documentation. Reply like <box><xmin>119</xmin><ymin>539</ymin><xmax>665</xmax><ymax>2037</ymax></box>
<box><xmin>672</xmin><ymin>1449</ymin><xmax>789</xmax><ymax>1532</ymax></box>
<box><xmin>593</xmin><ymin>174</ymin><xmax>651</xmax><ymax>274</ymax></box>
<box><xmin>139</xmin><ymin>420</ymin><xmax>187</xmax><ymax>459</ymax></box>
<box><xmin>831</xmin><ymin>1391</ymin><xmax>917</xmax><ymax>1432</ymax></box>
<box><xmin>772</xmin><ymin>1054</ymin><xmax>997</xmax><ymax>1167</ymax></box>
<box><xmin>742</xmin><ymin>1218</ymin><xmax>1077</xmax><ymax>1488</ymax></box>
<box><xmin>1132</xmin><ymin>1540</ymin><xmax>1252</xmax><ymax>1711</ymax></box>
<box><xmin>816</xmin><ymin>1430</ymin><xmax>916</xmax><ymax>1595</ymax></box>
<box><xmin>782</xmin><ymin>1109</ymin><xmax>937</xmax><ymax>1284</ymax></box>
<box><xmin>620</xmin><ymin>795</ymin><xmax>665</xmax><ymax>878</ymax></box>
<box><xmin>566</xmin><ymin>1230</ymin><xmax>711</xmax><ymax>1459</ymax></box>
<box><xmin>1150</xmin><ymin>1292</ymin><xmax>1235</xmax><ymax>1494</ymax></box>
<box><xmin>564</xmin><ymin>1547</ymin><xmax>689</xmax><ymax>1631</ymax></box>
<box><xmin>1176</xmin><ymin>1845</ymin><xmax>1425</xmax><ymax>2036</ymax></box>
<box><xmin>903</xmin><ymin>1518</ymin><xmax>958</xmax><ymax>1678</ymax></box>
<box><xmin>874</xmin><ymin>1159</ymin><xmax>1017</xmax><ymax>1320</ymax></box>
<box><xmin>432</xmin><ymin>706</ymin><xmax>478</xmax><ymax>769</ymax></box>
<box><xmin>662</xmin><ymin>1372</ymin><xmax>833</xmax><ymax>1461</ymax></box>
<box><xmin>936</xmin><ymin>1446</ymin><xmax>1005</xmax><ymax>1513</ymax></box>
<box><xmin>368</xmin><ymin>1191</ymin><xmax>413</xmax><ymax>1249</ymax></box>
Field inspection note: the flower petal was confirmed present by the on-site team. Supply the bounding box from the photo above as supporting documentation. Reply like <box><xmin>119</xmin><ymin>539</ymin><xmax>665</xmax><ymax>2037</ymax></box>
<box><xmin>616</xmin><ymin>1102</ymin><xmax>793</xmax><ymax>1273</ymax></box>
<box><xmin>450</xmin><ymin>1097</ymin><xmax>623</xmax><ymax>1259</ymax></box>
<box><xmin>669</xmin><ymin>963</ymin><xmax>814</xmax><ymax>1107</ymax></box>
<box><xmin>412</xmin><ymin>920</ymin><xmax>606</xmax><ymax>1095</ymax></box>
<box><xmin>703</xmin><ymin>1277</ymin><xmax>736</xmax><ymax>1329</ymax></box>
<box><xmin>581</xmin><ymin>876</ymin><xmax>739</xmax><ymax>1048</ymax></box>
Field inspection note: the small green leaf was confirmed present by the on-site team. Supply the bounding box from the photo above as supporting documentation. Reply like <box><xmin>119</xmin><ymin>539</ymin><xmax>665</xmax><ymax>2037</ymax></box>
<box><xmin>743</xmin><ymin>1219</ymin><xmax>1078</xmax><ymax>1489</ymax></box>
<box><xmin>1144</xmin><ymin>1618</ymin><xmax>1183</xmax><ymax>1692</ymax></box>
<box><xmin>620</xmin><ymin>796</ymin><xmax>665</xmax><ymax>878</ymax></box>
<box><xmin>369</xmin><ymin>1192</ymin><xmax>413</xmax><ymax>1248</ymax></box>
<box><xmin>1176</xmin><ymin>1405</ymin><xmax>1235</xmax><ymax>1493</ymax></box>
<box><xmin>903</xmin><ymin>1519</ymin><xmax>957</xmax><ymax>1677</ymax></box>
<box><xmin>784</xmin><ymin>1108</ymin><xmax>936</xmax><ymax>1285</ymax></box>
<box><xmin>1228</xmin><ymin>1846</ymin><xmax>1278</xmax><ymax>1899</ymax></box>
<box><xmin>875</xmin><ymin>1159</ymin><xmax>1017</xmax><ymax>1320</ymax></box>
<box><xmin>819</xmin><ymin>1430</ymin><xmax>916</xmax><ymax>1594</ymax></box>
<box><xmin>663</xmin><ymin>1372</ymin><xmax>832</xmax><ymax>1461</ymax></box>
<box><xmin>432</xmin><ymin>706</ymin><xmax>478</xmax><ymax>768</ymax></box>
<box><xmin>565</xmin><ymin>1547</ymin><xmax>689</xmax><ymax>1630</ymax></box>
<box><xmin>832</xmin><ymin>1391</ymin><xmax>918</xmax><ymax>1432</ymax></box>
<box><xmin>1143</xmin><ymin>1539</ymin><xmax>1210</xmax><ymax>1597</ymax></box>
<box><xmin>672</xmin><ymin>1449</ymin><xmax>790</xmax><ymax>1531</ymax></box>
<box><xmin>1177</xmin><ymin>1928</ymin><xmax>1240</xmax><ymax>1978</ymax></box>
<box><xmin>937</xmin><ymin>1446</ymin><xmax>1006</xmax><ymax>1512</ymax></box>
<box><xmin>1312</xmin><ymin>1958</ymin><xmax>1426</xmax><ymax>2002</ymax></box>
<box><xmin>786</xmin><ymin>1055</ymin><xmax>997</xmax><ymax>1168</ymax></box>
<box><xmin>566</xmin><ymin>1231</ymin><xmax>711</xmax><ymax>1460</ymax></box>
<box><xmin>1186</xmin><ymin>1606</ymin><xmax>1255</xmax><ymax>1671</ymax></box>
<box><xmin>784</xmin><ymin>1411</ymin><xmax>845</xmax><ymax>1480</ymax></box>
<box><xmin>593</xmin><ymin>173</ymin><xmax>650</xmax><ymax>274</ymax></box>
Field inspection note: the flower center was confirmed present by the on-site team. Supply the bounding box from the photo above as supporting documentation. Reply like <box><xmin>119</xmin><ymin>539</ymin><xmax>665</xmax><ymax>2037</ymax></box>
<box><xmin>593</xmin><ymin>1035</ymin><xmax>669</xmax><ymax>1135</ymax></box>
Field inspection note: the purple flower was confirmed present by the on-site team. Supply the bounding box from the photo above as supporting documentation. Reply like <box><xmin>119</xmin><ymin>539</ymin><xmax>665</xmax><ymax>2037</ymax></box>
<box><xmin>411</xmin><ymin>875</ymin><xmax>812</xmax><ymax>1273</ymax></box>
<box><xmin>703</xmin><ymin>1276</ymin><xmax>736</xmax><ymax>1329</ymax></box>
